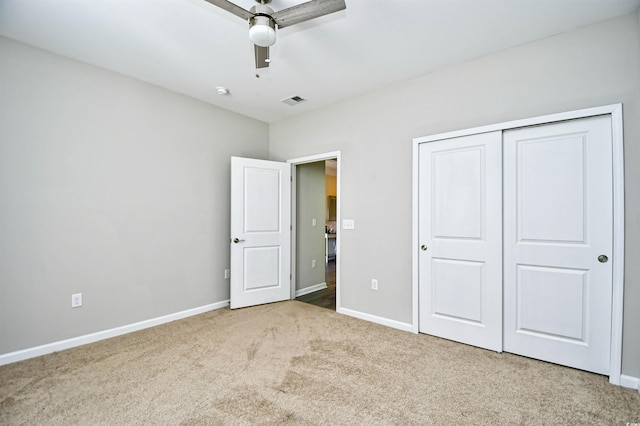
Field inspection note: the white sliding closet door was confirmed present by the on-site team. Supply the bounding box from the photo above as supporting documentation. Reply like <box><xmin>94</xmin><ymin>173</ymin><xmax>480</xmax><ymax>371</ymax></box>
<box><xmin>503</xmin><ymin>116</ymin><xmax>613</xmax><ymax>374</ymax></box>
<box><xmin>418</xmin><ymin>132</ymin><xmax>503</xmax><ymax>352</ymax></box>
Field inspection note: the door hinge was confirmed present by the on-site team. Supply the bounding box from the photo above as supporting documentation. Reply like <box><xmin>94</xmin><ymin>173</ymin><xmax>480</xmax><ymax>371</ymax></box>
<box><xmin>290</xmin><ymin>273</ymin><xmax>292</xmax><ymax>280</ymax></box>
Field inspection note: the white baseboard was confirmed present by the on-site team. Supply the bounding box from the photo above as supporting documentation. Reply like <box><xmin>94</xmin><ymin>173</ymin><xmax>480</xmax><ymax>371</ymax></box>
<box><xmin>295</xmin><ymin>282</ymin><xmax>327</xmax><ymax>297</ymax></box>
<box><xmin>337</xmin><ymin>307</ymin><xmax>414</xmax><ymax>333</ymax></box>
<box><xmin>0</xmin><ymin>300</ymin><xmax>229</xmax><ymax>367</ymax></box>
<box><xmin>620</xmin><ymin>374</ymin><xmax>640</xmax><ymax>393</ymax></box>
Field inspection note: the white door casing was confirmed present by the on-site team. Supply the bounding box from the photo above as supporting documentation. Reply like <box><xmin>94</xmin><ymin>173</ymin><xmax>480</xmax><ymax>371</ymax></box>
<box><xmin>418</xmin><ymin>131</ymin><xmax>503</xmax><ymax>352</ymax></box>
<box><xmin>287</xmin><ymin>151</ymin><xmax>341</xmax><ymax>308</ymax></box>
<box><xmin>503</xmin><ymin>116</ymin><xmax>613</xmax><ymax>375</ymax></box>
<box><xmin>230</xmin><ymin>157</ymin><xmax>291</xmax><ymax>309</ymax></box>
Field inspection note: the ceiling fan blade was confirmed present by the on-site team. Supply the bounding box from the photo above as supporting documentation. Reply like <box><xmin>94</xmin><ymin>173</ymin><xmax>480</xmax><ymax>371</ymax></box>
<box><xmin>203</xmin><ymin>0</ymin><xmax>253</xmax><ymax>20</ymax></box>
<box><xmin>272</xmin><ymin>0</ymin><xmax>346</xmax><ymax>29</ymax></box>
<box><xmin>254</xmin><ymin>45</ymin><xmax>270</xmax><ymax>69</ymax></box>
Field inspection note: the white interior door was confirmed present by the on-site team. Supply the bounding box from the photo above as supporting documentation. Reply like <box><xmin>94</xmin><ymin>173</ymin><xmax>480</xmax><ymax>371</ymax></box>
<box><xmin>418</xmin><ymin>131</ymin><xmax>503</xmax><ymax>352</ymax></box>
<box><xmin>503</xmin><ymin>116</ymin><xmax>613</xmax><ymax>374</ymax></box>
<box><xmin>230</xmin><ymin>157</ymin><xmax>291</xmax><ymax>309</ymax></box>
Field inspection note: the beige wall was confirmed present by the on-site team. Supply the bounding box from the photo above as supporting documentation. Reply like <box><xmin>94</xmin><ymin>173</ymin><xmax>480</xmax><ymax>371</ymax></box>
<box><xmin>0</xmin><ymin>37</ymin><xmax>269</xmax><ymax>354</ymax></box>
<box><xmin>269</xmin><ymin>13</ymin><xmax>640</xmax><ymax>377</ymax></box>
<box><xmin>325</xmin><ymin>174</ymin><xmax>337</xmax><ymax>197</ymax></box>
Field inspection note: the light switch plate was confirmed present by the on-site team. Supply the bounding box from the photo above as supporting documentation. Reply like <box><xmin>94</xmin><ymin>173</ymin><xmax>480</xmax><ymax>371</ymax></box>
<box><xmin>343</xmin><ymin>219</ymin><xmax>355</xmax><ymax>230</ymax></box>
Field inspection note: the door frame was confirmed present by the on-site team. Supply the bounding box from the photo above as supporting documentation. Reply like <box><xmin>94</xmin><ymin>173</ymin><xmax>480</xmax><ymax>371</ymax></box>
<box><xmin>412</xmin><ymin>104</ymin><xmax>624</xmax><ymax>385</ymax></box>
<box><xmin>288</xmin><ymin>151</ymin><xmax>341</xmax><ymax>310</ymax></box>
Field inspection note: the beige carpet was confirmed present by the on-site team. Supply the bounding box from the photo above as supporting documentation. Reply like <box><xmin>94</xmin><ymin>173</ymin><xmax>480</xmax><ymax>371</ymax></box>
<box><xmin>1</xmin><ymin>301</ymin><xmax>639</xmax><ymax>425</ymax></box>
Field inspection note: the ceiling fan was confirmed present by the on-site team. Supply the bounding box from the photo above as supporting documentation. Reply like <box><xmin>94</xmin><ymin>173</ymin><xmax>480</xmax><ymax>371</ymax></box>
<box><xmin>204</xmin><ymin>0</ymin><xmax>346</xmax><ymax>69</ymax></box>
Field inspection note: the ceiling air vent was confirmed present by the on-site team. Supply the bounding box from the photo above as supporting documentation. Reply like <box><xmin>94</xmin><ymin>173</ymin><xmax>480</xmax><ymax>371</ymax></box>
<box><xmin>281</xmin><ymin>95</ymin><xmax>306</xmax><ymax>106</ymax></box>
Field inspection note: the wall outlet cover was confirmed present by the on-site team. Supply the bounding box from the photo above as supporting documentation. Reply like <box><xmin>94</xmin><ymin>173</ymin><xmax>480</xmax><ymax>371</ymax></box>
<box><xmin>71</xmin><ymin>293</ymin><xmax>82</xmax><ymax>308</ymax></box>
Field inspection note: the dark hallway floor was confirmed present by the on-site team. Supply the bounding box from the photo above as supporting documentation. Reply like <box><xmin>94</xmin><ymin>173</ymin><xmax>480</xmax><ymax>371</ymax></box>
<box><xmin>296</xmin><ymin>259</ymin><xmax>336</xmax><ymax>310</ymax></box>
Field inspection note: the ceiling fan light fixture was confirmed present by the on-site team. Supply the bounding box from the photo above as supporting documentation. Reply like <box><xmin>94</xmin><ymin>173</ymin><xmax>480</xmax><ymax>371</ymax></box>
<box><xmin>209</xmin><ymin>0</ymin><xmax>346</xmax><ymax>69</ymax></box>
<box><xmin>249</xmin><ymin>15</ymin><xmax>276</xmax><ymax>47</ymax></box>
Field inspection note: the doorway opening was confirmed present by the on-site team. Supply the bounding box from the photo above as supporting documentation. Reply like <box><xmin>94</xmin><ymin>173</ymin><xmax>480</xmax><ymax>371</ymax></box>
<box><xmin>288</xmin><ymin>152</ymin><xmax>340</xmax><ymax>311</ymax></box>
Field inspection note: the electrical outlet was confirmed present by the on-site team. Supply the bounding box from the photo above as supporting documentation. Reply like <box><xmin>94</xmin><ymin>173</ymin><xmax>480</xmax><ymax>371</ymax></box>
<box><xmin>312</xmin><ymin>259</ymin><xmax>317</xmax><ymax>268</ymax></box>
<box><xmin>71</xmin><ymin>293</ymin><xmax>82</xmax><ymax>308</ymax></box>
<box><xmin>371</xmin><ymin>279</ymin><xmax>378</xmax><ymax>291</ymax></box>
<box><xmin>224</xmin><ymin>269</ymin><xmax>230</xmax><ymax>279</ymax></box>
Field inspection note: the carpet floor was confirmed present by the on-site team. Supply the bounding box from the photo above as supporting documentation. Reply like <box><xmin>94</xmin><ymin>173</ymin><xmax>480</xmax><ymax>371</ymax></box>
<box><xmin>1</xmin><ymin>300</ymin><xmax>639</xmax><ymax>425</ymax></box>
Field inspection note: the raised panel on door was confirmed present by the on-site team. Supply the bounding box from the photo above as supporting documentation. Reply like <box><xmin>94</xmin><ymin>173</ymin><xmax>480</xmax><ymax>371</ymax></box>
<box><xmin>244</xmin><ymin>167</ymin><xmax>282</xmax><ymax>233</ymax></box>
<box><xmin>503</xmin><ymin>116</ymin><xmax>613</xmax><ymax>375</ymax></box>
<box><xmin>431</xmin><ymin>259</ymin><xmax>484</xmax><ymax>323</ymax></box>
<box><xmin>515</xmin><ymin>265</ymin><xmax>588</xmax><ymax>340</ymax></box>
<box><xmin>418</xmin><ymin>131</ymin><xmax>502</xmax><ymax>352</ymax></box>
<box><xmin>230</xmin><ymin>157</ymin><xmax>291</xmax><ymax>309</ymax></box>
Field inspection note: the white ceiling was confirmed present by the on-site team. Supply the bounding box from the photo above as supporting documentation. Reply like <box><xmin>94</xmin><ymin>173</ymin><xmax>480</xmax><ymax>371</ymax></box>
<box><xmin>1</xmin><ymin>0</ymin><xmax>638</xmax><ymax>123</ymax></box>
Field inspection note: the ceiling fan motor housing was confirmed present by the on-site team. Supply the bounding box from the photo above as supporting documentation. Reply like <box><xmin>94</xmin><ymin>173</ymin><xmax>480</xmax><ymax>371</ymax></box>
<box><xmin>249</xmin><ymin>4</ymin><xmax>276</xmax><ymax>47</ymax></box>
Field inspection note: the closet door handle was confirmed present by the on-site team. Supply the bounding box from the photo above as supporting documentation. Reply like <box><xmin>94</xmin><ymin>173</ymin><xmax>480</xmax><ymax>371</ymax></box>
<box><xmin>598</xmin><ymin>255</ymin><xmax>608</xmax><ymax>263</ymax></box>
<box><xmin>421</xmin><ymin>245</ymin><xmax>428</xmax><ymax>251</ymax></box>
<box><xmin>232</xmin><ymin>238</ymin><xmax>245</xmax><ymax>244</ymax></box>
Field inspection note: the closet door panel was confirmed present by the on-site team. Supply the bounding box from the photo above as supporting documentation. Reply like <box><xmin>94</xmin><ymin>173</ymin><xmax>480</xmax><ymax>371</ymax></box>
<box><xmin>418</xmin><ymin>131</ymin><xmax>502</xmax><ymax>352</ymax></box>
<box><xmin>503</xmin><ymin>116</ymin><xmax>613</xmax><ymax>375</ymax></box>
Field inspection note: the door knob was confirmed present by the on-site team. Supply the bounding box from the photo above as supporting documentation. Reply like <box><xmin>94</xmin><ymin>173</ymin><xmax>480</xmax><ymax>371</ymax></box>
<box><xmin>598</xmin><ymin>255</ymin><xmax>608</xmax><ymax>263</ymax></box>
<box><xmin>232</xmin><ymin>238</ymin><xmax>245</xmax><ymax>244</ymax></box>
<box><xmin>421</xmin><ymin>245</ymin><xmax>428</xmax><ymax>251</ymax></box>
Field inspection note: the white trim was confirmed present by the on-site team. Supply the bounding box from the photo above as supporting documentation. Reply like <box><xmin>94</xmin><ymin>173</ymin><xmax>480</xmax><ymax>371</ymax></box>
<box><xmin>619</xmin><ymin>375</ymin><xmax>640</xmax><ymax>392</ymax></box>
<box><xmin>338</xmin><ymin>307</ymin><xmax>414</xmax><ymax>333</ymax></box>
<box><xmin>608</xmin><ymin>104</ymin><xmax>625</xmax><ymax>386</ymax></box>
<box><xmin>288</xmin><ymin>151</ymin><xmax>341</xmax><ymax>311</ymax></box>
<box><xmin>413</xmin><ymin>104</ymin><xmax>622</xmax><ymax>144</ymax></box>
<box><xmin>411</xmin><ymin>136</ymin><xmax>420</xmax><ymax>334</ymax></box>
<box><xmin>295</xmin><ymin>282</ymin><xmax>327</xmax><ymax>297</ymax></box>
<box><xmin>412</xmin><ymin>103</ymin><xmax>625</xmax><ymax>384</ymax></box>
<box><xmin>0</xmin><ymin>300</ymin><xmax>229</xmax><ymax>366</ymax></box>
<box><xmin>287</xmin><ymin>151</ymin><xmax>341</xmax><ymax>166</ymax></box>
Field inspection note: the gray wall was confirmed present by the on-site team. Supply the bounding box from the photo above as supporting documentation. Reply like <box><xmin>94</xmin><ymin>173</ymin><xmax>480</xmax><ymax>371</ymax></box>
<box><xmin>269</xmin><ymin>13</ymin><xmax>640</xmax><ymax>377</ymax></box>
<box><xmin>0</xmin><ymin>37</ymin><xmax>269</xmax><ymax>354</ymax></box>
<box><xmin>295</xmin><ymin>162</ymin><xmax>327</xmax><ymax>292</ymax></box>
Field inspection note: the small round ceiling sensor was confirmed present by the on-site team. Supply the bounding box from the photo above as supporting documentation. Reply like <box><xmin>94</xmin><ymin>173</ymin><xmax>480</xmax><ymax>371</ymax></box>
<box><xmin>216</xmin><ymin>86</ymin><xmax>230</xmax><ymax>95</ymax></box>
